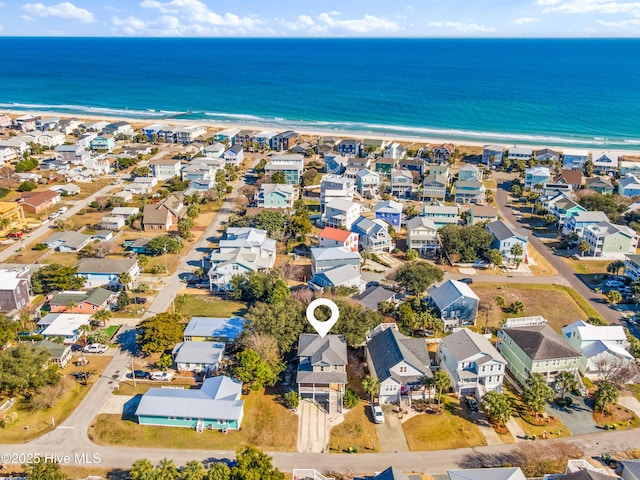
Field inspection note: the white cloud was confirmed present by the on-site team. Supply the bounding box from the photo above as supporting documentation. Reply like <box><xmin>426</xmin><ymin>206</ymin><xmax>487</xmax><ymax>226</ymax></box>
<box><xmin>513</xmin><ymin>17</ymin><xmax>540</xmax><ymax>24</ymax></box>
<box><xmin>282</xmin><ymin>12</ymin><xmax>400</xmax><ymax>34</ymax></box>
<box><xmin>538</xmin><ymin>0</ymin><xmax>640</xmax><ymax>15</ymax></box>
<box><xmin>139</xmin><ymin>0</ymin><xmax>261</xmax><ymax>28</ymax></box>
<box><xmin>598</xmin><ymin>17</ymin><xmax>640</xmax><ymax>26</ymax></box>
<box><xmin>427</xmin><ymin>21</ymin><xmax>495</xmax><ymax>32</ymax></box>
<box><xmin>21</xmin><ymin>14</ymin><xmax>35</xmax><ymax>21</ymax></box>
<box><xmin>22</xmin><ymin>2</ymin><xmax>95</xmax><ymax>23</ymax></box>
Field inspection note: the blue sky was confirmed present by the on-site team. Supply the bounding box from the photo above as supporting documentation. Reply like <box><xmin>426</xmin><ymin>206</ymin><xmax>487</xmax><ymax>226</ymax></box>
<box><xmin>0</xmin><ymin>0</ymin><xmax>639</xmax><ymax>37</ymax></box>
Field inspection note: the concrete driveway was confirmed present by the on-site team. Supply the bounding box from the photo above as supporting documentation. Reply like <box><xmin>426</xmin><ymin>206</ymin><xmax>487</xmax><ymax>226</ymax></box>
<box><xmin>297</xmin><ymin>400</ymin><xmax>328</xmax><ymax>453</ymax></box>
<box><xmin>375</xmin><ymin>404</ymin><xmax>409</xmax><ymax>452</ymax></box>
<box><xmin>547</xmin><ymin>393</ymin><xmax>597</xmax><ymax>436</ymax></box>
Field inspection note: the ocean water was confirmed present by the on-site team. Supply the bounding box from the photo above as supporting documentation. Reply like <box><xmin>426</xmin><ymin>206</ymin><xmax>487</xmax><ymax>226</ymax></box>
<box><xmin>0</xmin><ymin>37</ymin><xmax>639</xmax><ymax>149</ymax></box>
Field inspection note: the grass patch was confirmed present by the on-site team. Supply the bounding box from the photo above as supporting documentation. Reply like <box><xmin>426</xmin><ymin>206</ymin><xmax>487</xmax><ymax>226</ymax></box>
<box><xmin>41</xmin><ymin>251</ymin><xmax>79</xmax><ymax>266</ymax></box>
<box><xmin>474</xmin><ymin>283</ymin><xmax>593</xmax><ymax>333</ymax></box>
<box><xmin>402</xmin><ymin>396</ymin><xmax>486</xmax><ymax>451</ymax></box>
<box><xmin>101</xmin><ymin>325</ymin><xmax>119</xmax><ymax>340</ymax></box>
<box><xmin>89</xmin><ymin>388</ymin><xmax>298</xmax><ymax>451</ymax></box>
<box><xmin>629</xmin><ymin>384</ymin><xmax>640</xmax><ymax>403</ymax></box>
<box><xmin>503</xmin><ymin>385</ymin><xmax>571</xmax><ymax>439</ymax></box>
<box><xmin>593</xmin><ymin>403</ymin><xmax>639</xmax><ymax>429</ymax></box>
<box><xmin>562</xmin><ymin>258</ymin><xmax>610</xmax><ymax>275</ymax></box>
<box><xmin>174</xmin><ymin>294</ymin><xmax>248</xmax><ymax>318</ymax></box>
<box><xmin>113</xmin><ymin>380</ymin><xmax>196</xmax><ymax>396</ymax></box>
<box><xmin>328</xmin><ymin>403</ymin><xmax>380</xmax><ymax>453</ymax></box>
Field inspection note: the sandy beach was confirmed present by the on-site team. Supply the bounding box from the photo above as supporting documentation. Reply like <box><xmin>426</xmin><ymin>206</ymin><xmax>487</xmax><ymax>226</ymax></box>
<box><xmin>3</xmin><ymin>108</ymin><xmax>640</xmax><ymax>159</ymax></box>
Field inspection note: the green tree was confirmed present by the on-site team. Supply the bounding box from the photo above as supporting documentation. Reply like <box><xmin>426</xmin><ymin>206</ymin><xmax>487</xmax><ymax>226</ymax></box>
<box><xmin>88</xmin><ymin>329</ymin><xmax>109</xmax><ymax>345</ymax></box>
<box><xmin>31</xmin><ymin>264</ymin><xmax>86</xmax><ymax>294</ymax></box>
<box><xmin>328</xmin><ymin>299</ymin><xmax>382</xmax><ymax>347</ymax></box>
<box><xmin>510</xmin><ymin>243</ymin><xmax>524</xmax><ymax>267</ymax></box>
<box><xmin>578</xmin><ymin>240</ymin><xmax>590</xmax><ymax>256</ymax></box>
<box><xmin>343</xmin><ymin>388</ymin><xmax>360</xmax><ymax>409</ymax></box>
<box><xmin>362</xmin><ymin>375</ymin><xmax>380</xmax><ymax>403</ymax></box>
<box><xmin>510</xmin><ymin>184</ymin><xmax>522</xmax><ymax>197</ymax></box>
<box><xmin>0</xmin><ymin>345</ymin><xmax>60</xmax><ymax>396</ymax></box>
<box><xmin>179</xmin><ymin>218</ymin><xmax>193</xmax><ymax>239</ymax></box>
<box><xmin>157</xmin><ymin>353</ymin><xmax>173</xmax><ymax>372</ymax></box>
<box><xmin>138</xmin><ymin>254</ymin><xmax>149</xmax><ymax>269</ymax></box>
<box><xmin>405</xmin><ymin>248</ymin><xmax>418</xmax><ymax>261</ymax></box>
<box><xmin>522</xmin><ymin>373</ymin><xmax>554</xmax><ymax>418</ymax></box>
<box><xmin>480</xmin><ymin>391</ymin><xmax>512</xmax><ymax>426</ymax></box>
<box><xmin>129</xmin><ymin>459</ymin><xmax>155</xmax><ymax>480</ymax></box>
<box><xmin>270</xmin><ymin>171</ymin><xmax>286</xmax><ymax>184</ymax></box>
<box><xmin>133</xmin><ymin>166</ymin><xmax>151</xmax><ymax>177</ymax></box>
<box><xmin>584</xmin><ymin>158</ymin><xmax>594</xmax><ymax>177</ymax></box>
<box><xmin>181</xmin><ymin>460</ymin><xmax>206</xmax><ymax>480</ymax></box>
<box><xmin>606</xmin><ymin>290</ymin><xmax>623</xmax><ymax>305</ymax></box>
<box><xmin>438</xmin><ymin>224</ymin><xmax>493</xmax><ymax>263</ymax></box>
<box><xmin>187</xmin><ymin>203</ymin><xmax>200</xmax><ymax>219</ymax></box>
<box><xmin>0</xmin><ymin>316</ymin><xmax>18</xmax><ymax>347</ymax></box>
<box><xmin>215</xmin><ymin>169</ymin><xmax>228</xmax><ymax>201</ymax></box>
<box><xmin>488</xmin><ymin>249</ymin><xmax>503</xmax><ymax>269</ymax></box>
<box><xmin>420</xmin><ymin>375</ymin><xmax>435</xmax><ymax>402</ymax></box>
<box><xmin>578</xmin><ymin>193</ymin><xmax>626</xmax><ymax>223</ymax></box>
<box><xmin>207</xmin><ymin>463</ymin><xmax>231</xmax><ymax>480</ymax></box>
<box><xmin>18</xmin><ymin>180</ymin><xmax>37</xmax><ymax>192</ymax></box>
<box><xmin>283</xmin><ymin>390</ymin><xmax>301</xmax><ymax>409</ymax></box>
<box><xmin>433</xmin><ymin>370</ymin><xmax>450</xmax><ymax>407</ymax></box>
<box><xmin>234</xmin><ymin>349</ymin><xmax>278</xmax><ymax>389</ymax></box>
<box><xmin>114</xmin><ymin>290</ymin><xmax>130</xmax><ymax>311</ymax></box>
<box><xmin>607</xmin><ymin>260</ymin><xmax>625</xmax><ymax>276</ymax></box>
<box><xmin>230</xmin><ymin>446</ymin><xmax>285</xmax><ymax>480</ymax></box>
<box><xmin>137</xmin><ymin>313</ymin><xmax>185</xmax><ymax>354</ymax></box>
<box><xmin>118</xmin><ymin>271</ymin><xmax>132</xmax><ymax>290</ymax></box>
<box><xmin>92</xmin><ymin>309</ymin><xmax>112</xmax><ymax>327</ymax></box>
<box><xmin>594</xmin><ymin>381</ymin><xmax>619</xmax><ymax>415</ymax></box>
<box><xmin>243</xmin><ymin>299</ymin><xmax>306</xmax><ymax>352</ymax></box>
<box><xmin>253</xmin><ymin>210</ymin><xmax>286</xmax><ymax>238</ymax></box>
<box><xmin>300</xmin><ymin>167</ymin><xmax>318</xmax><ymax>187</ymax></box>
<box><xmin>14</xmin><ymin>158</ymin><xmax>39</xmax><ymax>173</ymax></box>
<box><xmin>392</xmin><ymin>261</ymin><xmax>443</xmax><ymax>295</ymax></box>
<box><xmin>53</xmin><ymin>218</ymin><xmax>75</xmax><ymax>231</ymax></box>
<box><xmin>147</xmin><ymin>235</ymin><xmax>184</xmax><ymax>255</ymax></box>
<box><xmin>155</xmin><ymin>458</ymin><xmax>179</xmax><ymax>480</ymax></box>
<box><xmin>554</xmin><ymin>370</ymin><xmax>578</xmax><ymax>401</ymax></box>
<box><xmin>23</xmin><ymin>460</ymin><xmax>67</xmax><ymax>480</ymax></box>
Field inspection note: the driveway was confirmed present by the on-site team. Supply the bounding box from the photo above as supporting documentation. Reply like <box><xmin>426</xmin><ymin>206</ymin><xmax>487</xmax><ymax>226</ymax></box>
<box><xmin>297</xmin><ymin>400</ymin><xmax>328</xmax><ymax>453</ymax></box>
<box><xmin>375</xmin><ymin>404</ymin><xmax>409</xmax><ymax>452</ymax></box>
<box><xmin>547</xmin><ymin>393</ymin><xmax>597</xmax><ymax>436</ymax></box>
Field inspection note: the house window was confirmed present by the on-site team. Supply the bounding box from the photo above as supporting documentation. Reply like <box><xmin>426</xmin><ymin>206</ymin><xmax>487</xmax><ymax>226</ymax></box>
<box><xmin>400</xmin><ymin>366</ymin><xmax>407</xmax><ymax>373</ymax></box>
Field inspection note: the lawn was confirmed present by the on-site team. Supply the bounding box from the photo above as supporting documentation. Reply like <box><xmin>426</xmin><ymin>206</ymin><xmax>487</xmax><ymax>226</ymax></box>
<box><xmin>473</xmin><ymin>283</ymin><xmax>593</xmax><ymax>333</ymax></box>
<box><xmin>89</xmin><ymin>388</ymin><xmax>298</xmax><ymax>451</ymax></box>
<box><xmin>113</xmin><ymin>379</ymin><xmax>196</xmax><ymax>396</ymax></box>
<box><xmin>592</xmin><ymin>403</ymin><xmax>639</xmax><ymax>430</ymax></box>
<box><xmin>402</xmin><ymin>397</ymin><xmax>487</xmax><ymax>451</ymax></box>
<box><xmin>174</xmin><ymin>294</ymin><xmax>248</xmax><ymax>318</ymax></box>
<box><xmin>503</xmin><ymin>385</ymin><xmax>571</xmax><ymax>440</ymax></box>
<box><xmin>562</xmin><ymin>258</ymin><xmax>611</xmax><ymax>275</ymax></box>
<box><xmin>101</xmin><ymin>325</ymin><xmax>120</xmax><ymax>340</ymax></box>
<box><xmin>328</xmin><ymin>403</ymin><xmax>380</xmax><ymax>453</ymax></box>
<box><xmin>0</xmin><ymin>355</ymin><xmax>112</xmax><ymax>443</ymax></box>
<box><xmin>629</xmin><ymin>384</ymin><xmax>640</xmax><ymax>402</ymax></box>
<box><xmin>41</xmin><ymin>251</ymin><xmax>79</xmax><ymax>266</ymax></box>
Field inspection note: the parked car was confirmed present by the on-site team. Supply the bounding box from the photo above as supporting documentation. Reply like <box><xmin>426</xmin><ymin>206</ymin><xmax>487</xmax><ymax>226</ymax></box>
<box><xmin>372</xmin><ymin>404</ymin><xmax>384</xmax><ymax>424</ymax></box>
<box><xmin>149</xmin><ymin>371</ymin><xmax>175</xmax><ymax>382</ymax></box>
<box><xmin>83</xmin><ymin>343</ymin><xmax>108</xmax><ymax>354</ymax></box>
<box><xmin>7</xmin><ymin>231</ymin><xmax>24</xmax><ymax>238</ymax></box>
<box><xmin>129</xmin><ymin>370</ymin><xmax>149</xmax><ymax>379</ymax></box>
<box><xmin>459</xmin><ymin>278</ymin><xmax>474</xmax><ymax>285</ymax></box>
<box><xmin>605</xmin><ymin>280</ymin><xmax>624</xmax><ymax>288</ymax></box>
<box><xmin>466</xmin><ymin>396</ymin><xmax>479</xmax><ymax>412</ymax></box>
<box><xmin>49</xmin><ymin>212</ymin><xmax>60</xmax><ymax>220</ymax></box>
<box><xmin>71</xmin><ymin>371</ymin><xmax>92</xmax><ymax>381</ymax></box>
<box><xmin>57</xmin><ymin>206</ymin><xmax>68</xmax><ymax>214</ymax></box>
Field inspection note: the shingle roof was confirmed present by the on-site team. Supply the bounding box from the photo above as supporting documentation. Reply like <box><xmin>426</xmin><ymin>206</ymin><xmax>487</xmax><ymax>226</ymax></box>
<box><xmin>406</xmin><ymin>216</ymin><xmax>438</xmax><ymax>231</ymax></box>
<box><xmin>471</xmin><ymin>205</ymin><xmax>498</xmax><ymax>217</ymax></box>
<box><xmin>486</xmin><ymin>220</ymin><xmax>528</xmax><ymax>242</ymax></box>
<box><xmin>296</xmin><ymin>334</ymin><xmax>348</xmax><ymax>385</ymax></box>
<box><xmin>502</xmin><ymin>325</ymin><xmax>580</xmax><ymax>360</ymax></box>
<box><xmin>354</xmin><ymin>285</ymin><xmax>396</xmax><ymax>311</ymax></box>
<box><xmin>77</xmin><ymin>257</ymin><xmax>137</xmax><ymax>275</ymax></box>
<box><xmin>49</xmin><ymin>287</ymin><xmax>112</xmax><ymax>307</ymax></box>
<box><xmin>375</xmin><ymin>200</ymin><xmax>403</xmax><ymax>214</ymax></box>
<box><xmin>366</xmin><ymin>328</ymin><xmax>431</xmax><ymax>383</ymax></box>
<box><xmin>440</xmin><ymin>329</ymin><xmax>505</xmax><ymax>365</ymax></box>
<box><xmin>428</xmin><ymin>280</ymin><xmax>479</xmax><ymax>311</ymax></box>
<box><xmin>135</xmin><ymin>375</ymin><xmax>244</xmax><ymax>421</ymax></box>
<box><xmin>33</xmin><ymin>339</ymin><xmax>70</xmax><ymax>358</ymax></box>
<box><xmin>447</xmin><ymin>467</ymin><xmax>526</xmax><ymax>480</ymax></box>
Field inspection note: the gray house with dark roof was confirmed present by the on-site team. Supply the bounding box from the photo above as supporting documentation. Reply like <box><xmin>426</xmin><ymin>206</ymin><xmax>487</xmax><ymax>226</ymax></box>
<box><xmin>365</xmin><ymin>327</ymin><xmax>432</xmax><ymax>404</ymax></box>
<box><xmin>427</xmin><ymin>279</ymin><xmax>479</xmax><ymax>331</ymax></box>
<box><xmin>486</xmin><ymin>220</ymin><xmax>528</xmax><ymax>264</ymax></box>
<box><xmin>354</xmin><ymin>285</ymin><xmax>397</xmax><ymax>311</ymax></box>
<box><xmin>296</xmin><ymin>334</ymin><xmax>348</xmax><ymax>413</ymax></box>
<box><xmin>621</xmin><ymin>459</ymin><xmax>640</xmax><ymax>480</ymax></box>
<box><xmin>497</xmin><ymin>320</ymin><xmax>581</xmax><ymax>385</ymax></box>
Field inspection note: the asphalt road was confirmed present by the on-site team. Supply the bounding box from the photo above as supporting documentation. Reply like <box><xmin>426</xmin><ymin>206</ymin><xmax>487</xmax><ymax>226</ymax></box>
<box><xmin>493</xmin><ymin>172</ymin><xmax>622</xmax><ymax>326</ymax></box>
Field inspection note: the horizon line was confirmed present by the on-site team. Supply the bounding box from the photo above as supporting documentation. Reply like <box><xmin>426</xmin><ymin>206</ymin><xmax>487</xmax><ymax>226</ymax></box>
<box><xmin>1</xmin><ymin>35</ymin><xmax>640</xmax><ymax>40</ymax></box>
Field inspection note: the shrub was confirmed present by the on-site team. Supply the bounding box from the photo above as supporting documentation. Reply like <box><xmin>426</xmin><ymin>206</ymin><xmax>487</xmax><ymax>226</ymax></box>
<box><xmin>32</xmin><ymin>243</ymin><xmax>47</xmax><ymax>251</ymax></box>
<box><xmin>0</xmin><ymin>412</ymin><xmax>19</xmax><ymax>429</ymax></box>
<box><xmin>343</xmin><ymin>388</ymin><xmax>360</xmax><ymax>409</ymax></box>
<box><xmin>284</xmin><ymin>390</ymin><xmax>301</xmax><ymax>409</ymax></box>
<box><xmin>28</xmin><ymin>378</ymin><xmax>72</xmax><ymax>410</ymax></box>
<box><xmin>17</xmin><ymin>181</ymin><xmax>37</xmax><ymax>192</ymax></box>
<box><xmin>0</xmin><ymin>187</ymin><xmax>9</xmax><ymax>198</ymax></box>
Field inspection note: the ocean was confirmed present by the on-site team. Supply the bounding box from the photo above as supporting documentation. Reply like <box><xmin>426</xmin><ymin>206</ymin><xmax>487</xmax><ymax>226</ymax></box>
<box><xmin>0</xmin><ymin>37</ymin><xmax>639</xmax><ymax>149</ymax></box>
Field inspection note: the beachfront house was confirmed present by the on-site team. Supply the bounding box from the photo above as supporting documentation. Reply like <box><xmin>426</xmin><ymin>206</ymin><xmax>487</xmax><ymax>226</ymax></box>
<box><xmin>458</xmin><ymin>164</ymin><xmax>482</xmax><ymax>183</ymax></box>
<box><xmin>270</xmin><ymin>130</ymin><xmax>298</xmax><ymax>151</ymax></box>
<box><xmin>486</xmin><ymin>220</ymin><xmax>528</xmax><ymax>264</ymax></box>
<box><xmin>535</xmin><ymin>148</ymin><xmax>562</xmax><ymax>163</ymax></box>
<box><xmin>296</xmin><ymin>334</ymin><xmax>348</xmax><ymax>414</ymax></box>
<box><xmin>421</xmin><ymin>174</ymin><xmax>447</xmax><ymax>202</ymax></box>
<box><xmin>562</xmin><ymin>320</ymin><xmax>633</xmax><ymax>379</ymax></box>
<box><xmin>524</xmin><ymin>166</ymin><xmax>551</xmax><ymax>190</ymax></box>
<box><xmin>508</xmin><ymin>146</ymin><xmax>533</xmax><ymax>163</ymax></box>
<box><xmin>318</xmin><ymin>227</ymin><xmax>359</xmax><ymax>252</ymax></box>
<box><xmin>592</xmin><ymin>151</ymin><xmax>619</xmax><ymax>176</ymax></box>
<box><xmin>102</xmin><ymin>121</ymin><xmax>133</xmax><ymax>137</ymax></box>
<box><xmin>375</xmin><ymin>200</ymin><xmax>403</xmax><ymax>228</ymax></box>
<box><xmin>383</xmin><ymin>142</ymin><xmax>406</xmax><ymax>160</ymax></box>
<box><xmin>427</xmin><ymin>279</ymin><xmax>479</xmax><ymax>330</ymax></box>
<box><xmin>497</xmin><ymin>318</ymin><xmax>581</xmax><ymax>385</ymax></box>
<box><xmin>454</xmin><ymin>180</ymin><xmax>485</xmax><ymax>204</ymax></box>
<box><xmin>432</xmin><ymin>143</ymin><xmax>456</xmax><ymax>163</ymax></box>
<box><xmin>482</xmin><ymin>145</ymin><xmax>505</xmax><ymax>166</ymax></box>
<box><xmin>562</xmin><ymin>149</ymin><xmax>590</xmax><ymax>170</ymax></box>
<box><xmin>264</xmin><ymin>154</ymin><xmax>303</xmax><ymax>184</ymax></box>
<box><xmin>135</xmin><ymin>375</ymin><xmax>244</xmax><ymax>431</ymax></box>
<box><xmin>583</xmin><ymin>221</ymin><xmax>639</xmax><ymax>258</ymax></box>
<box><xmin>406</xmin><ymin>216</ymin><xmax>439</xmax><ymax>255</ymax></box>
<box><xmin>322</xmin><ymin>198</ymin><xmax>362</xmax><ymax>230</ymax></box>
<box><xmin>352</xmin><ymin>216</ymin><xmax>395</xmax><ymax>253</ymax></box>
<box><xmin>355</xmin><ymin>168</ymin><xmax>381</xmax><ymax>198</ymax></box>
<box><xmin>390</xmin><ymin>168</ymin><xmax>413</xmax><ymax>198</ymax></box>
<box><xmin>250</xmin><ymin>131</ymin><xmax>276</xmax><ymax>150</ymax></box>
<box><xmin>337</xmin><ymin>139</ymin><xmax>361</xmax><ymax>157</ymax></box>
<box><xmin>365</xmin><ymin>326</ymin><xmax>432</xmax><ymax>404</ymax></box>
<box><xmin>437</xmin><ymin>328</ymin><xmax>506</xmax><ymax>398</ymax></box>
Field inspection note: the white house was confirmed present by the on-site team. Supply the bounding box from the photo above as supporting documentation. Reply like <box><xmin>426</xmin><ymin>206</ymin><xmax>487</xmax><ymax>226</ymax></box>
<box><xmin>437</xmin><ymin>329</ymin><xmax>506</xmax><ymax>398</ymax></box>
<box><xmin>562</xmin><ymin>320</ymin><xmax>633</xmax><ymax>379</ymax></box>
<box><xmin>508</xmin><ymin>146</ymin><xmax>533</xmax><ymax>162</ymax></box>
<box><xmin>592</xmin><ymin>150</ymin><xmax>619</xmax><ymax>176</ymax></box>
<box><xmin>383</xmin><ymin>142</ymin><xmax>406</xmax><ymax>160</ymax></box>
<box><xmin>320</xmin><ymin>175</ymin><xmax>355</xmax><ymax>210</ymax></box>
<box><xmin>322</xmin><ymin>198</ymin><xmax>362</xmax><ymax>230</ymax></box>
<box><xmin>37</xmin><ymin>313</ymin><xmax>92</xmax><ymax>344</ymax></box>
<box><xmin>149</xmin><ymin>158</ymin><xmax>182</xmax><ymax>180</ymax></box>
<box><xmin>172</xmin><ymin>341</ymin><xmax>225</xmax><ymax>373</ymax></box>
<box><xmin>406</xmin><ymin>216</ymin><xmax>439</xmax><ymax>255</ymax></box>
<box><xmin>223</xmin><ymin>144</ymin><xmax>244</xmax><ymax>166</ymax></box>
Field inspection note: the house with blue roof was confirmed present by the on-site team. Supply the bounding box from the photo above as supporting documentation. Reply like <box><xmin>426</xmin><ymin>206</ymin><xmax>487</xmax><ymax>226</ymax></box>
<box><xmin>427</xmin><ymin>279</ymin><xmax>479</xmax><ymax>331</ymax></box>
<box><xmin>135</xmin><ymin>375</ymin><xmax>244</xmax><ymax>431</ymax></box>
<box><xmin>183</xmin><ymin>316</ymin><xmax>244</xmax><ymax>342</ymax></box>
<box><xmin>375</xmin><ymin>200</ymin><xmax>403</xmax><ymax>228</ymax></box>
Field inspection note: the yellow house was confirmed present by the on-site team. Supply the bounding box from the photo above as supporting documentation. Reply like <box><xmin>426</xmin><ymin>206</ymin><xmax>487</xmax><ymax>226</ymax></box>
<box><xmin>0</xmin><ymin>202</ymin><xmax>25</xmax><ymax>231</ymax></box>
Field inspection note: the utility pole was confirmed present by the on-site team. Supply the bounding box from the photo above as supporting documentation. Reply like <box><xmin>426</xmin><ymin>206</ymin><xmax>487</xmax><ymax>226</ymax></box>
<box><xmin>131</xmin><ymin>356</ymin><xmax>136</xmax><ymax>387</ymax></box>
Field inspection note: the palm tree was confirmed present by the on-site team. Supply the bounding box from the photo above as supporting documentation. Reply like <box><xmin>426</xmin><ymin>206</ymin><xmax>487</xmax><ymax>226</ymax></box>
<box><xmin>420</xmin><ymin>375</ymin><xmax>435</xmax><ymax>403</ymax></box>
<box><xmin>130</xmin><ymin>459</ymin><xmax>155</xmax><ymax>480</ymax></box>
<box><xmin>180</xmin><ymin>460</ymin><xmax>206</xmax><ymax>480</ymax></box>
<box><xmin>361</xmin><ymin>375</ymin><xmax>380</xmax><ymax>403</ymax></box>
<box><xmin>432</xmin><ymin>370</ymin><xmax>451</xmax><ymax>409</ymax></box>
<box><xmin>92</xmin><ymin>309</ymin><xmax>111</xmax><ymax>327</ymax></box>
<box><xmin>480</xmin><ymin>391</ymin><xmax>512</xmax><ymax>426</ymax></box>
<box><xmin>510</xmin><ymin>243</ymin><xmax>524</xmax><ymax>267</ymax></box>
<box><xmin>578</xmin><ymin>240</ymin><xmax>590</xmax><ymax>256</ymax></box>
<box><xmin>78</xmin><ymin>323</ymin><xmax>92</xmax><ymax>345</ymax></box>
<box><xmin>89</xmin><ymin>330</ymin><xmax>109</xmax><ymax>345</ymax></box>
<box><xmin>554</xmin><ymin>370</ymin><xmax>578</xmax><ymax>402</ymax></box>
<box><xmin>118</xmin><ymin>272</ymin><xmax>132</xmax><ymax>291</ymax></box>
<box><xmin>594</xmin><ymin>381</ymin><xmax>619</xmax><ymax>415</ymax></box>
<box><xmin>155</xmin><ymin>458</ymin><xmax>178</xmax><ymax>480</ymax></box>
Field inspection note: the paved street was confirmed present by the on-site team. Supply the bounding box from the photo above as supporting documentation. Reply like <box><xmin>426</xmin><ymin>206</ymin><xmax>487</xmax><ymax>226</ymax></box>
<box><xmin>494</xmin><ymin>173</ymin><xmax>621</xmax><ymax>326</ymax></box>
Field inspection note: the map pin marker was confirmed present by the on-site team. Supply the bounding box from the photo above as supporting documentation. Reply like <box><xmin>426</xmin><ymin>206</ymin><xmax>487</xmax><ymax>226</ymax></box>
<box><xmin>306</xmin><ymin>298</ymin><xmax>339</xmax><ymax>338</ymax></box>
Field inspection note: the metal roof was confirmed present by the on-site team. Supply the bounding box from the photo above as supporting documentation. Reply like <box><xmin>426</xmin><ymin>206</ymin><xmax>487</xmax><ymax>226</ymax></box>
<box><xmin>184</xmin><ymin>317</ymin><xmax>244</xmax><ymax>340</ymax></box>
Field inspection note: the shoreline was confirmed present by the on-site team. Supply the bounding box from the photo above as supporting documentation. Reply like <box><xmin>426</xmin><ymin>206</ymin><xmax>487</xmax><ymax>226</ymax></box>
<box><xmin>3</xmin><ymin>108</ymin><xmax>640</xmax><ymax>158</ymax></box>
